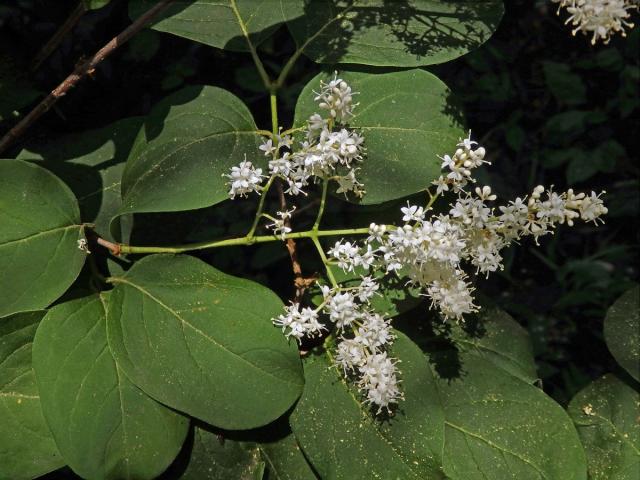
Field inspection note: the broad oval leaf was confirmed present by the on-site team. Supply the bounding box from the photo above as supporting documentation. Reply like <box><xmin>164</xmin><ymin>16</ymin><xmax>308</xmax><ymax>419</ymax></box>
<box><xmin>291</xmin><ymin>332</ymin><xmax>446</xmax><ymax>479</ymax></box>
<box><xmin>568</xmin><ymin>374</ymin><xmax>640</xmax><ymax>480</ymax></box>
<box><xmin>0</xmin><ymin>159</ymin><xmax>86</xmax><ymax>316</ymax></box>
<box><xmin>32</xmin><ymin>295</ymin><xmax>189</xmax><ymax>480</ymax></box>
<box><xmin>17</xmin><ymin>117</ymin><xmax>144</xmax><ymax>241</ymax></box>
<box><xmin>0</xmin><ymin>311</ymin><xmax>64</xmax><ymax>480</ymax></box>
<box><xmin>283</xmin><ymin>0</ymin><xmax>504</xmax><ymax>67</ymax></box>
<box><xmin>450</xmin><ymin>305</ymin><xmax>538</xmax><ymax>383</ymax></box>
<box><xmin>129</xmin><ymin>0</ymin><xmax>291</xmax><ymax>52</ymax></box>
<box><xmin>435</xmin><ymin>354</ymin><xmax>587</xmax><ymax>480</ymax></box>
<box><xmin>117</xmin><ymin>85</ymin><xmax>262</xmax><ymax>218</ymax></box>
<box><xmin>294</xmin><ymin>69</ymin><xmax>464</xmax><ymax>204</ymax></box>
<box><xmin>106</xmin><ymin>254</ymin><xmax>304</xmax><ymax>430</ymax></box>
<box><xmin>604</xmin><ymin>285</ymin><xmax>640</xmax><ymax>382</ymax></box>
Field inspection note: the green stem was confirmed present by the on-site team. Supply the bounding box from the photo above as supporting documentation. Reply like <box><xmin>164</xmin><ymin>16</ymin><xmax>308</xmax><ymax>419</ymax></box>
<box><xmin>246</xmin><ymin>175</ymin><xmax>276</xmax><ymax>239</ymax></box>
<box><xmin>313</xmin><ymin>179</ymin><xmax>329</xmax><ymax>231</ymax></box>
<box><xmin>275</xmin><ymin>5</ymin><xmax>355</xmax><ymax>88</ymax></box>
<box><xmin>270</xmin><ymin>91</ymin><xmax>279</xmax><ymax>136</ymax></box>
<box><xmin>281</xmin><ymin>126</ymin><xmax>304</xmax><ymax>136</ymax></box>
<box><xmin>310</xmin><ymin>234</ymin><xmax>338</xmax><ymax>288</ymax></box>
<box><xmin>118</xmin><ymin>227</ymin><xmax>374</xmax><ymax>255</ymax></box>
<box><xmin>230</xmin><ymin>0</ymin><xmax>272</xmax><ymax>91</ymax></box>
<box><xmin>425</xmin><ymin>188</ymin><xmax>440</xmax><ymax>211</ymax></box>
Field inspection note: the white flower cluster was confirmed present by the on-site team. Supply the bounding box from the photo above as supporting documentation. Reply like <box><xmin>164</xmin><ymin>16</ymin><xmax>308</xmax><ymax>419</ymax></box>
<box><xmin>552</xmin><ymin>0</ymin><xmax>636</xmax><ymax>44</ymax></box>
<box><xmin>225</xmin><ymin>73</ymin><xmax>365</xmax><ymax>201</ymax></box>
<box><xmin>328</xmin><ymin>133</ymin><xmax>608</xmax><ymax>322</ymax></box>
<box><xmin>225</xmin><ymin>156</ymin><xmax>264</xmax><ymax>199</ymax></box>
<box><xmin>273</xmin><ymin>275</ymin><xmax>402</xmax><ymax>414</ymax></box>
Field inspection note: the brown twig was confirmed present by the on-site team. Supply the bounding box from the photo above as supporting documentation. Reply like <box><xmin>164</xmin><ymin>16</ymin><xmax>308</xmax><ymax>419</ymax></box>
<box><xmin>31</xmin><ymin>1</ymin><xmax>87</xmax><ymax>71</ymax></box>
<box><xmin>96</xmin><ymin>237</ymin><xmax>121</xmax><ymax>256</ymax></box>
<box><xmin>0</xmin><ymin>0</ymin><xmax>174</xmax><ymax>156</ymax></box>
<box><xmin>276</xmin><ymin>180</ymin><xmax>316</xmax><ymax>301</ymax></box>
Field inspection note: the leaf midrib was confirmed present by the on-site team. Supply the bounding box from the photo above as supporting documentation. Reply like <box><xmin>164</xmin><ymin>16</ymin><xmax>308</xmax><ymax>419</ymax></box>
<box><xmin>0</xmin><ymin>224</ymin><xmax>81</xmax><ymax>249</ymax></box>
<box><xmin>444</xmin><ymin>421</ymin><xmax>550</xmax><ymax>479</ymax></box>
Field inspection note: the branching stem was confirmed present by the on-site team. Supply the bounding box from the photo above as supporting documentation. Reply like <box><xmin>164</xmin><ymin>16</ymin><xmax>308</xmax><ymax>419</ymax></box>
<box><xmin>246</xmin><ymin>175</ymin><xmax>277</xmax><ymax>240</ymax></box>
<box><xmin>313</xmin><ymin>179</ymin><xmax>329</xmax><ymax>231</ymax></box>
<box><xmin>31</xmin><ymin>1</ymin><xmax>86</xmax><ymax>71</ymax></box>
<box><xmin>310</xmin><ymin>234</ymin><xmax>338</xmax><ymax>288</ymax></box>
<box><xmin>230</xmin><ymin>0</ymin><xmax>272</xmax><ymax>91</ymax></box>
<box><xmin>0</xmin><ymin>0</ymin><xmax>175</xmax><ymax>156</ymax></box>
<box><xmin>116</xmin><ymin>227</ymin><xmax>375</xmax><ymax>255</ymax></box>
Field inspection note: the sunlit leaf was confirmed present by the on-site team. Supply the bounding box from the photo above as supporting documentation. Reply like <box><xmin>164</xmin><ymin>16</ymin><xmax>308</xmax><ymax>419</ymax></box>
<box><xmin>117</xmin><ymin>86</ymin><xmax>262</xmax><ymax>219</ymax></box>
<box><xmin>130</xmin><ymin>0</ymin><xmax>291</xmax><ymax>52</ymax></box>
<box><xmin>295</xmin><ymin>69</ymin><xmax>464</xmax><ymax>204</ymax></box>
<box><xmin>291</xmin><ymin>332</ymin><xmax>446</xmax><ymax>479</ymax></box>
<box><xmin>568</xmin><ymin>374</ymin><xmax>639</xmax><ymax>480</ymax></box>
<box><xmin>283</xmin><ymin>0</ymin><xmax>504</xmax><ymax>66</ymax></box>
<box><xmin>107</xmin><ymin>254</ymin><xmax>304</xmax><ymax>429</ymax></box>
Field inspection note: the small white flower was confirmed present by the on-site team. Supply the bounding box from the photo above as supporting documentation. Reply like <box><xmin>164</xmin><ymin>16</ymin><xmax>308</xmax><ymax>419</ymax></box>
<box><xmin>259</xmin><ymin>138</ymin><xmax>276</xmax><ymax>157</ymax></box>
<box><xmin>579</xmin><ymin>191</ymin><xmax>608</xmax><ymax>223</ymax></box>
<box><xmin>432</xmin><ymin>175</ymin><xmax>450</xmax><ymax>195</ymax></box>
<box><xmin>77</xmin><ymin>238</ymin><xmax>90</xmax><ymax>253</ymax></box>
<box><xmin>335</xmin><ymin>170</ymin><xmax>365</xmax><ymax>198</ymax></box>
<box><xmin>267</xmin><ymin>207</ymin><xmax>296</xmax><ymax>240</ymax></box>
<box><xmin>367</xmin><ymin>223</ymin><xmax>387</xmax><ymax>243</ymax></box>
<box><xmin>401</xmin><ymin>203</ymin><xmax>425</xmax><ymax>223</ymax></box>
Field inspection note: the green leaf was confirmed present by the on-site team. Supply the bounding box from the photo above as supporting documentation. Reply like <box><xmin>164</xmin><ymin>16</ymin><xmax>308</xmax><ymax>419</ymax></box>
<box><xmin>17</xmin><ymin>117</ymin><xmax>144</xmax><ymax>241</ymax></box>
<box><xmin>0</xmin><ymin>311</ymin><xmax>64</xmax><ymax>480</ymax></box>
<box><xmin>0</xmin><ymin>159</ymin><xmax>86</xmax><ymax>317</ymax></box>
<box><xmin>129</xmin><ymin>0</ymin><xmax>291</xmax><ymax>52</ymax></box>
<box><xmin>175</xmin><ymin>423</ymin><xmax>315</xmax><ymax>480</ymax></box>
<box><xmin>117</xmin><ymin>86</ymin><xmax>262</xmax><ymax>218</ymax></box>
<box><xmin>450</xmin><ymin>305</ymin><xmax>538</xmax><ymax>383</ymax></box>
<box><xmin>568</xmin><ymin>374</ymin><xmax>640</xmax><ymax>480</ymax></box>
<box><xmin>83</xmin><ymin>0</ymin><xmax>111</xmax><ymax>10</ymax></box>
<box><xmin>567</xmin><ymin>155</ymin><xmax>600</xmax><ymax>184</ymax></box>
<box><xmin>294</xmin><ymin>69</ymin><xmax>464</xmax><ymax>204</ymax></box>
<box><xmin>32</xmin><ymin>295</ymin><xmax>189</xmax><ymax>480</ymax></box>
<box><xmin>604</xmin><ymin>285</ymin><xmax>640</xmax><ymax>382</ymax></box>
<box><xmin>283</xmin><ymin>0</ymin><xmax>504</xmax><ymax>66</ymax></box>
<box><xmin>542</xmin><ymin>61</ymin><xmax>587</xmax><ymax>106</ymax></box>
<box><xmin>178</xmin><ymin>426</ymin><xmax>265</xmax><ymax>480</ymax></box>
<box><xmin>106</xmin><ymin>254</ymin><xmax>304</xmax><ymax>429</ymax></box>
<box><xmin>436</xmin><ymin>354</ymin><xmax>587</xmax><ymax>479</ymax></box>
<box><xmin>259</xmin><ymin>430</ymin><xmax>318</xmax><ymax>480</ymax></box>
<box><xmin>291</xmin><ymin>332</ymin><xmax>446</xmax><ymax>479</ymax></box>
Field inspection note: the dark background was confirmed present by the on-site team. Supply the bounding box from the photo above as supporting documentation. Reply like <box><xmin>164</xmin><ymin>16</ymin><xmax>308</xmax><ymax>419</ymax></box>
<box><xmin>1</xmin><ymin>0</ymin><xmax>638</xmax><ymax>411</ymax></box>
